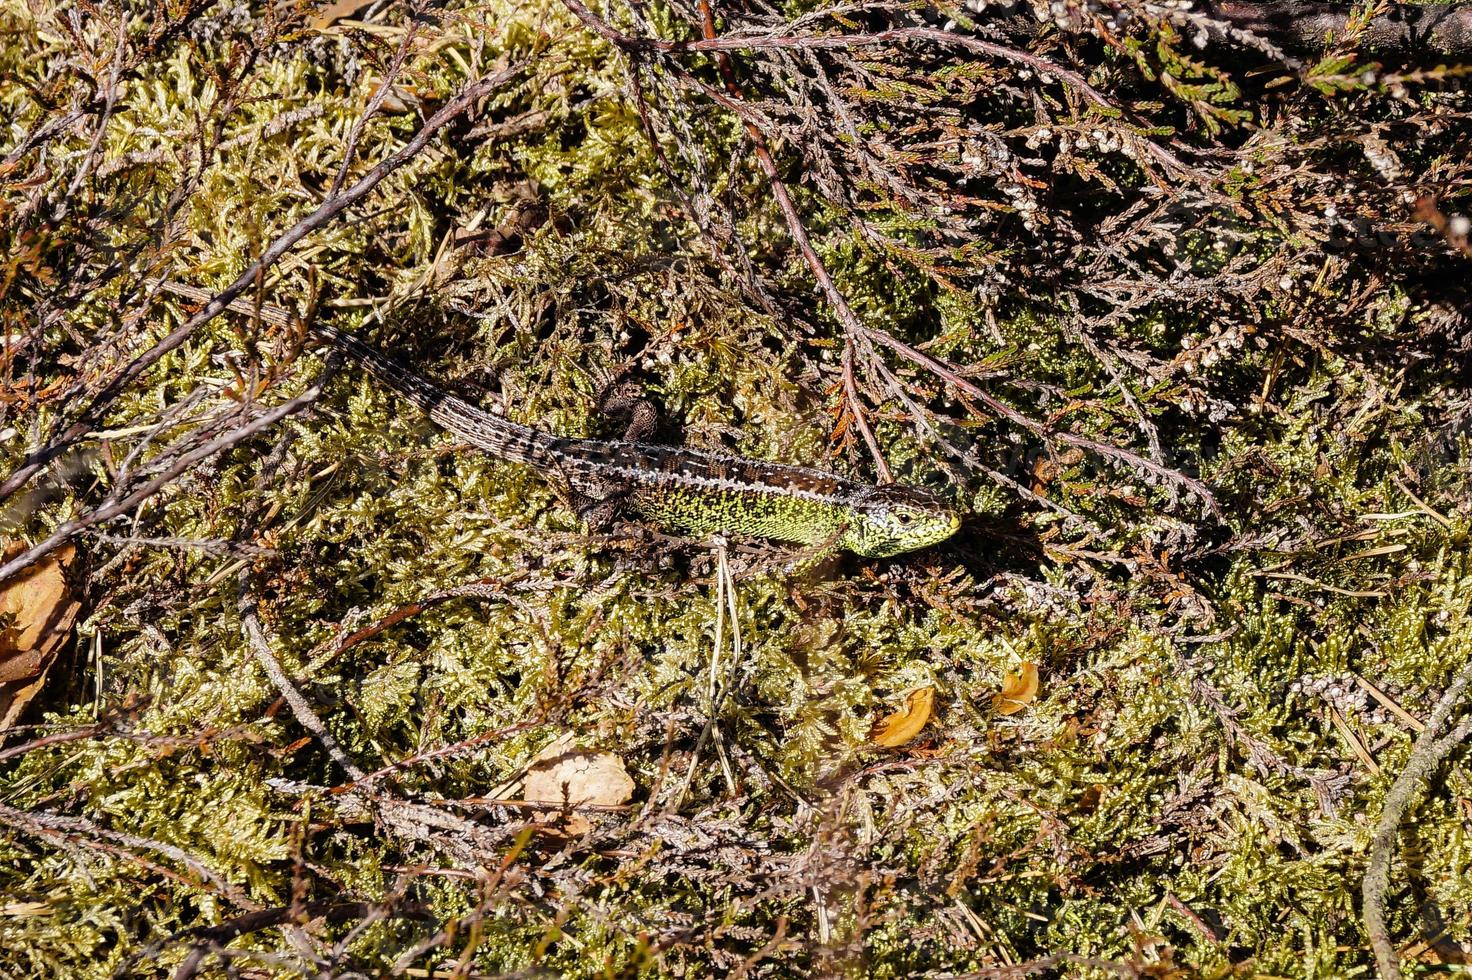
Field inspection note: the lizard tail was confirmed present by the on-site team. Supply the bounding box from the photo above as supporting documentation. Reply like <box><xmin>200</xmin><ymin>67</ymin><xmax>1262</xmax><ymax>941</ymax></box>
<box><xmin>152</xmin><ymin>280</ymin><xmax>559</xmax><ymax>468</ymax></box>
<box><xmin>310</xmin><ymin>321</ymin><xmax>557</xmax><ymax>467</ymax></box>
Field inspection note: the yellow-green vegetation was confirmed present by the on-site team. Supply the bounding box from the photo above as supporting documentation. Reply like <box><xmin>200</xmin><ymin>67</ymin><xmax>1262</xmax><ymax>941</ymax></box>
<box><xmin>1</xmin><ymin>0</ymin><xmax>1470</xmax><ymax>976</ymax></box>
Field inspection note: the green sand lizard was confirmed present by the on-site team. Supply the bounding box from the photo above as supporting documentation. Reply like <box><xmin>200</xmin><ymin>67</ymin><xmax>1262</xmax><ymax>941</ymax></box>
<box><xmin>161</xmin><ymin>283</ymin><xmax>962</xmax><ymax>558</ymax></box>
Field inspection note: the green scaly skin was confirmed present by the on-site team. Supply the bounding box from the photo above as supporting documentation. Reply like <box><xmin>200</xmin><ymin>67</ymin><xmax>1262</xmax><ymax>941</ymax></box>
<box><xmin>159</xmin><ymin>282</ymin><xmax>963</xmax><ymax>557</ymax></box>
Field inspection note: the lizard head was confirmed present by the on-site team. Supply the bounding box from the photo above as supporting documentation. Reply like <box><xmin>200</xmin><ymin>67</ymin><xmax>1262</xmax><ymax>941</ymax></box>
<box><xmin>841</xmin><ymin>483</ymin><xmax>962</xmax><ymax>557</ymax></box>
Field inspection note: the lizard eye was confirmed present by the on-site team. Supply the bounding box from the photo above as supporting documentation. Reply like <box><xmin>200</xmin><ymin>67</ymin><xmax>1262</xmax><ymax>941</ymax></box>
<box><xmin>895</xmin><ymin>512</ymin><xmax>913</xmax><ymax>525</ymax></box>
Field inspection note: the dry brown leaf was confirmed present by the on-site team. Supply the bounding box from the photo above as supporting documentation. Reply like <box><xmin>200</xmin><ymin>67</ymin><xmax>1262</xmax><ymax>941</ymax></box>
<box><xmin>869</xmin><ymin>686</ymin><xmax>935</xmax><ymax>747</ymax></box>
<box><xmin>523</xmin><ymin>736</ymin><xmax>635</xmax><ymax>833</ymax></box>
<box><xmin>993</xmin><ymin>662</ymin><xmax>1040</xmax><ymax>716</ymax></box>
<box><xmin>0</xmin><ymin>542</ymin><xmax>80</xmax><ymax>732</ymax></box>
<box><xmin>310</xmin><ymin>0</ymin><xmax>377</xmax><ymax>30</ymax></box>
<box><xmin>363</xmin><ymin>80</ymin><xmax>422</xmax><ymax>115</ymax></box>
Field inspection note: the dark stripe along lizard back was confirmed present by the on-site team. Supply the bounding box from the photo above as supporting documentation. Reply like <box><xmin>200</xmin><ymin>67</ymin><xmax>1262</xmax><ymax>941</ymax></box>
<box><xmin>159</xmin><ymin>282</ymin><xmax>961</xmax><ymax>557</ymax></box>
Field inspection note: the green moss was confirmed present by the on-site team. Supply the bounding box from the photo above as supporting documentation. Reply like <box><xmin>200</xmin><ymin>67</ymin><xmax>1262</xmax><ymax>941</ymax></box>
<box><xmin>2</xmin><ymin>0</ymin><xmax>1470</xmax><ymax>975</ymax></box>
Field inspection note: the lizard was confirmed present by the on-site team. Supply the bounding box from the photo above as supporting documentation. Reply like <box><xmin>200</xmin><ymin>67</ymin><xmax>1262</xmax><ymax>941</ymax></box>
<box><xmin>156</xmin><ymin>281</ymin><xmax>962</xmax><ymax>558</ymax></box>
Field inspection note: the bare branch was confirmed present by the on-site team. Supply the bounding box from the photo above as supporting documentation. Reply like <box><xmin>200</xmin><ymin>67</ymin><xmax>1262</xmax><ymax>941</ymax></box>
<box><xmin>1362</xmin><ymin>650</ymin><xmax>1472</xmax><ymax>977</ymax></box>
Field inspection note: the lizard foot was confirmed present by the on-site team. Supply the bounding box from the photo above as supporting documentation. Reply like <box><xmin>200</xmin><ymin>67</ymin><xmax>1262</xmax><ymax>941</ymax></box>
<box><xmin>596</xmin><ymin>379</ymin><xmax>660</xmax><ymax>443</ymax></box>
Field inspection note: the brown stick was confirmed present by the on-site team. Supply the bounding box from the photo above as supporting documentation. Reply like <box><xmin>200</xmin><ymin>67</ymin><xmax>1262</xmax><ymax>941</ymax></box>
<box><xmin>861</xmin><ymin>324</ymin><xmax>1223</xmax><ymax>517</ymax></box>
<box><xmin>564</xmin><ymin>0</ymin><xmax>1221</xmax><ymax>512</ymax></box>
<box><xmin>0</xmin><ymin>723</ymin><xmax>106</xmax><ymax>762</ymax></box>
<box><xmin>1362</xmin><ymin>652</ymin><xmax>1472</xmax><ymax>977</ymax></box>
<box><xmin>0</xmin><ymin>801</ymin><xmax>258</xmax><ymax>909</ymax></box>
<box><xmin>689</xmin><ymin>0</ymin><xmax>894</xmax><ymax>482</ymax></box>
<box><xmin>0</xmin><ymin>373</ymin><xmax>331</xmax><ymax>584</ymax></box>
<box><xmin>170</xmin><ymin>900</ymin><xmax>433</xmax><ymax>980</ymax></box>
<box><xmin>330</xmin><ymin>719</ymin><xmax>545</xmax><ymax>794</ymax></box>
<box><xmin>559</xmin><ymin>1</ymin><xmax>1194</xmax><ymax>176</ymax></box>
<box><xmin>326</xmin><ymin>7</ymin><xmax>424</xmax><ymax>198</ymax></box>
<box><xmin>307</xmin><ymin>578</ymin><xmax>512</xmax><ymax>668</ymax></box>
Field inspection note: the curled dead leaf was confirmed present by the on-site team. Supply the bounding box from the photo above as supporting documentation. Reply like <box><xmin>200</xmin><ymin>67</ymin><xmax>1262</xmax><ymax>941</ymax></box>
<box><xmin>993</xmin><ymin>662</ymin><xmax>1040</xmax><ymax>716</ymax></box>
<box><xmin>310</xmin><ymin>0</ymin><xmax>377</xmax><ymax>30</ymax></box>
<box><xmin>869</xmin><ymin>686</ymin><xmax>935</xmax><ymax>748</ymax></box>
<box><xmin>523</xmin><ymin>735</ymin><xmax>635</xmax><ymax>834</ymax></box>
<box><xmin>373</xmin><ymin>85</ymin><xmax>421</xmax><ymax>115</ymax></box>
<box><xmin>0</xmin><ymin>542</ymin><xmax>80</xmax><ymax>732</ymax></box>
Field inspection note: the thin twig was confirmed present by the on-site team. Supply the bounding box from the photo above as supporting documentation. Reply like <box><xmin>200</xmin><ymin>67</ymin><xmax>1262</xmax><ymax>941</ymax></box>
<box><xmin>327</xmin><ymin>8</ymin><xmax>424</xmax><ymax>198</ymax></box>
<box><xmin>171</xmin><ymin>900</ymin><xmax>433</xmax><ymax>980</ymax></box>
<box><xmin>689</xmin><ymin>0</ymin><xmax>894</xmax><ymax>482</ymax></box>
<box><xmin>239</xmin><ymin>571</ymin><xmax>366</xmax><ymax>781</ymax></box>
<box><xmin>565</xmin><ymin>0</ymin><xmax>1221</xmax><ymax>510</ymax></box>
<box><xmin>1362</xmin><ymin>650</ymin><xmax>1472</xmax><ymax>978</ymax></box>
<box><xmin>330</xmin><ymin>720</ymin><xmax>545</xmax><ymax>794</ymax></box>
<box><xmin>862</xmin><ymin>324</ymin><xmax>1222</xmax><ymax>516</ymax></box>
<box><xmin>560</xmin><ymin>0</ymin><xmax>1194</xmax><ymax>175</ymax></box>
<box><xmin>0</xmin><ymin>371</ymin><xmax>332</xmax><ymax>584</ymax></box>
<box><xmin>0</xmin><ymin>801</ymin><xmax>257</xmax><ymax>909</ymax></box>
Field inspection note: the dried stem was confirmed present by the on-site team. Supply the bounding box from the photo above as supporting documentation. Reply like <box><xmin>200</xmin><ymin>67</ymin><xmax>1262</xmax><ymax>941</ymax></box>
<box><xmin>1362</xmin><ymin>651</ymin><xmax>1472</xmax><ymax>977</ymax></box>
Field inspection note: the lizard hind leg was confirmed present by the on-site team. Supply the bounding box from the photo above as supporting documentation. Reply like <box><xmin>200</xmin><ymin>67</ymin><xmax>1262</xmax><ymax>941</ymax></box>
<box><xmin>545</xmin><ymin>456</ymin><xmax>631</xmax><ymax>532</ymax></box>
<box><xmin>545</xmin><ymin>469</ymin><xmax>628</xmax><ymax>532</ymax></box>
<box><xmin>596</xmin><ymin>380</ymin><xmax>660</xmax><ymax>443</ymax></box>
<box><xmin>575</xmin><ymin>491</ymin><xmax>627</xmax><ymax>531</ymax></box>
